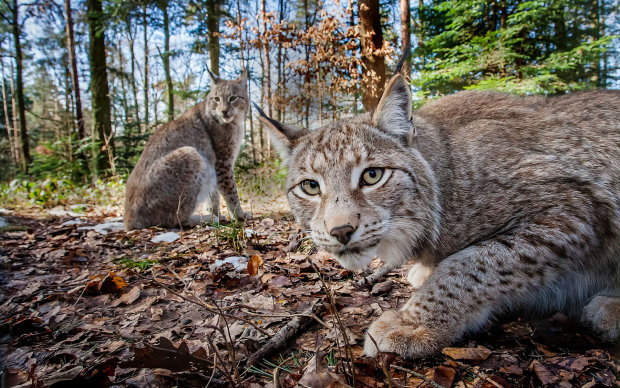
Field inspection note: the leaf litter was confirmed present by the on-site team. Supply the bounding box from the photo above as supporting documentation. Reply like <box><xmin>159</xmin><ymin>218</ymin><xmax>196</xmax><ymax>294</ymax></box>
<box><xmin>0</xmin><ymin>208</ymin><xmax>618</xmax><ymax>387</ymax></box>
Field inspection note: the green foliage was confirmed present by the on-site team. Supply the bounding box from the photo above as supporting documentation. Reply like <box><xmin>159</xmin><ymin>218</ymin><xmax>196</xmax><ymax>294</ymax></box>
<box><xmin>116</xmin><ymin>256</ymin><xmax>157</xmax><ymax>270</ymax></box>
<box><xmin>211</xmin><ymin>219</ymin><xmax>247</xmax><ymax>251</ymax></box>
<box><xmin>0</xmin><ymin>177</ymin><xmax>125</xmax><ymax>208</ymax></box>
<box><xmin>414</xmin><ymin>0</ymin><xmax>617</xmax><ymax>97</ymax></box>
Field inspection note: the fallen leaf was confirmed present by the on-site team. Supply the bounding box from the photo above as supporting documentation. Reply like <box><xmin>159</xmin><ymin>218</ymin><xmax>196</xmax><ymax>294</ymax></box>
<box><xmin>433</xmin><ymin>364</ymin><xmax>456</xmax><ymax>388</ymax></box>
<box><xmin>530</xmin><ymin>360</ymin><xmax>557</xmax><ymax>385</ymax></box>
<box><xmin>247</xmin><ymin>254</ymin><xmax>264</xmax><ymax>276</ymax></box>
<box><xmin>442</xmin><ymin>346</ymin><xmax>492</xmax><ymax>362</ymax></box>
<box><xmin>110</xmin><ymin>286</ymin><xmax>141</xmax><ymax>307</ymax></box>
<box><xmin>370</xmin><ymin>280</ymin><xmax>394</xmax><ymax>296</ymax></box>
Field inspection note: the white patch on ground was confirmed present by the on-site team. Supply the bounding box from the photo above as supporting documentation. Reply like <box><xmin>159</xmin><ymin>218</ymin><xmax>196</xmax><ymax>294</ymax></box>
<box><xmin>62</xmin><ymin>218</ymin><xmax>86</xmax><ymax>226</ymax></box>
<box><xmin>78</xmin><ymin>222</ymin><xmax>125</xmax><ymax>235</ymax></box>
<box><xmin>0</xmin><ymin>216</ymin><xmax>7</xmax><ymax>228</ymax></box>
<box><xmin>47</xmin><ymin>206</ymin><xmax>84</xmax><ymax>218</ymax></box>
<box><xmin>210</xmin><ymin>256</ymin><xmax>248</xmax><ymax>272</ymax></box>
<box><xmin>151</xmin><ymin>232</ymin><xmax>181</xmax><ymax>243</ymax></box>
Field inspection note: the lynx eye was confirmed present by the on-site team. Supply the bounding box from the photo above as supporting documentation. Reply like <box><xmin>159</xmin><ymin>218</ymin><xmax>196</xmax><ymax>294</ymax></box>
<box><xmin>361</xmin><ymin>168</ymin><xmax>384</xmax><ymax>186</ymax></box>
<box><xmin>229</xmin><ymin>96</ymin><xmax>239</xmax><ymax>102</ymax></box>
<box><xmin>300</xmin><ymin>180</ymin><xmax>320</xmax><ymax>195</ymax></box>
<box><xmin>212</xmin><ymin>96</ymin><xmax>220</xmax><ymax>103</ymax></box>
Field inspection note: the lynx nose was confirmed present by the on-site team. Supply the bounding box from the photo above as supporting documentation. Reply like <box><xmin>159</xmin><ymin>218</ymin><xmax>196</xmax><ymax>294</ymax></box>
<box><xmin>330</xmin><ymin>224</ymin><xmax>356</xmax><ymax>245</ymax></box>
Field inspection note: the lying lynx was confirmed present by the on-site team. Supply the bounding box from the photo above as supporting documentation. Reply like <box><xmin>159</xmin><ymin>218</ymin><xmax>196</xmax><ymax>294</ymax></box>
<box><xmin>257</xmin><ymin>71</ymin><xmax>620</xmax><ymax>358</ymax></box>
<box><xmin>124</xmin><ymin>70</ymin><xmax>251</xmax><ymax>230</ymax></box>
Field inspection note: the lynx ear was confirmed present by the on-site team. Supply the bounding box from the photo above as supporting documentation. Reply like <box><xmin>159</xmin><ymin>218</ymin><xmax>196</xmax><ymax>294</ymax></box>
<box><xmin>371</xmin><ymin>74</ymin><xmax>415</xmax><ymax>145</ymax></box>
<box><xmin>237</xmin><ymin>68</ymin><xmax>247</xmax><ymax>83</ymax></box>
<box><xmin>207</xmin><ymin>67</ymin><xmax>220</xmax><ymax>83</ymax></box>
<box><xmin>252</xmin><ymin>102</ymin><xmax>306</xmax><ymax>159</ymax></box>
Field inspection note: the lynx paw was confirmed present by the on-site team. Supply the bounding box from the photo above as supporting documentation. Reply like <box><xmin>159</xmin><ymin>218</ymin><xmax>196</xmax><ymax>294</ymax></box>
<box><xmin>188</xmin><ymin>214</ymin><xmax>219</xmax><ymax>226</ymax></box>
<box><xmin>234</xmin><ymin>210</ymin><xmax>253</xmax><ymax>221</ymax></box>
<box><xmin>363</xmin><ymin>310</ymin><xmax>448</xmax><ymax>359</ymax></box>
<box><xmin>582</xmin><ymin>295</ymin><xmax>620</xmax><ymax>340</ymax></box>
<box><xmin>407</xmin><ymin>263</ymin><xmax>434</xmax><ymax>288</ymax></box>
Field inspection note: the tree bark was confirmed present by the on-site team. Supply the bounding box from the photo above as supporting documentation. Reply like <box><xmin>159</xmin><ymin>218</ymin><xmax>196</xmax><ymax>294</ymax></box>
<box><xmin>11</xmin><ymin>0</ymin><xmax>30</xmax><ymax>170</ymax></box>
<box><xmin>126</xmin><ymin>21</ymin><xmax>142</xmax><ymax>134</ymax></box>
<box><xmin>87</xmin><ymin>0</ymin><xmax>114</xmax><ymax>174</ymax></box>
<box><xmin>64</xmin><ymin>0</ymin><xmax>87</xmax><ymax>163</ymax></box>
<box><xmin>358</xmin><ymin>0</ymin><xmax>386</xmax><ymax>110</ymax></box>
<box><xmin>143</xmin><ymin>3</ymin><xmax>149</xmax><ymax>128</ymax></box>
<box><xmin>400</xmin><ymin>0</ymin><xmax>411</xmax><ymax>75</ymax></box>
<box><xmin>159</xmin><ymin>0</ymin><xmax>174</xmax><ymax>121</ymax></box>
<box><xmin>0</xmin><ymin>53</ymin><xmax>16</xmax><ymax>164</ymax></box>
<box><xmin>206</xmin><ymin>0</ymin><xmax>221</xmax><ymax>74</ymax></box>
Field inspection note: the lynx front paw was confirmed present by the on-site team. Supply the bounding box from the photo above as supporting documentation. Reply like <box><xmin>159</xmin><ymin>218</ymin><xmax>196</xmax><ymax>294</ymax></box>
<box><xmin>363</xmin><ymin>310</ymin><xmax>450</xmax><ymax>359</ymax></box>
<box><xmin>582</xmin><ymin>295</ymin><xmax>620</xmax><ymax>340</ymax></box>
<box><xmin>233</xmin><ymin>210</ymin><xmax>253</xmax><ymax>221</ymax></box>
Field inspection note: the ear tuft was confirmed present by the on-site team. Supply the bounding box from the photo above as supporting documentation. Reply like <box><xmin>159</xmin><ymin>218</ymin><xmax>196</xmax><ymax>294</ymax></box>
<box><xmin>252</xmin><ymin>102</ymin><xmax>307</xmax><ymax>160</ymax></box>
<box><xmin>237</xmin><ymin>68</ymin><xmax>247</xmax><ymax>83</ymax></box>
<box><xmin>371</xmin><ymin>74</ymin><xmax>414</xmax><ymax>141</ymax></box>
<box><xmin>207</xmin><ymin>67</ymin><xmax>220</xmax><ymax>83</ymax></box>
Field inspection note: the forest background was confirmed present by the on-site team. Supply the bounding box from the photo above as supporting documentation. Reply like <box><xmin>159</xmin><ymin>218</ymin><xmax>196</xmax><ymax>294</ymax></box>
<box><xmin>0</xmin><ymin>0</ymin><xmax>618</xmax><ymax>208</ymax></box>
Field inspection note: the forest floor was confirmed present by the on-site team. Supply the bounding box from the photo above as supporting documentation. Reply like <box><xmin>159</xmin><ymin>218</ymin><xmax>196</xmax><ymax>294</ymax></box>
<box><xmin>0</xmin><ymin>202</ymin><xmax>619</xmax><ymax>387</ymax></box>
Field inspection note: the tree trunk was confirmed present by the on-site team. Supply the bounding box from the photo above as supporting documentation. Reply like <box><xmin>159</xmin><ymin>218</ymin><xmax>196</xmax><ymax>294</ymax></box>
<box><xmin>358</xmin><ymin>0</ymin><xmax>386</xmax><ymax>110</ymax></box>
<box><xmin>143</xmin><ymin>3</ymin><xmax>149</xmax><ymax>129</ymax></box>
<box><xmin>87</xmin><ymin>0</ymin><xmax>114</xmax><ymax>174</ymax></box>
<box><xmin>159</xmin><ymin>0</ymin><xmax>174</xmax><ymax>121</ymax></box>
<box><xmin>64</xmin><ymin>0</ymin><xmax>87</xmax><ymax>163</ymax></box>
<box><xmin>0</xmin><ymin>53</ymin><xmax>16</xmax><ymax>164</ymax></box>
<box><xmin>400</xmin><ymin>0</ymin><xmax>411</xmax><ymax>75</ymax></box>
<box><xmin>237</xmin><ymin>0</ymin><xmax>255</xmax><ymax>162</ymax></box>
<box><xmin>261</xmin><ymin>0</ymin><xmax>272</xmax><ymax>157</ymax></box>
<box><xmin>126</xmin><ymin>22</ymin><xmax>142</xmax><ymax>134</ymax></box>
<box><xmin>206</xmin><ymin>0</ymin><xmax>221</xmax><ymax>74</ymax></box>
<box><xmin>11</xmin><ymin>0</ymin><xmax>30</xmax><ymax>170</ymax></box>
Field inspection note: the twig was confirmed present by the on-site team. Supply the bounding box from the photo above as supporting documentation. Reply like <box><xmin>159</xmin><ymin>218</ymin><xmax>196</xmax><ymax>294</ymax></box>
<box><xmin>454</xmin><ymin>360</ymin><xmax>503</xmax><ymax>388</ymax></box>
<box><xmin>312</xmin><ymin>261</ymin><xmax>356</xmax><ymax>387</ymax></box>
<box><xmin>136</xmin><ymin>270</ymin><xmax>272</xmax><ymax>338</ymax></box>
<box><xmin>246</xmin><ymin>298</ymin><xmax>326</xmax><ymax>367</ymax></box>
<box><xmin>390</xmin><ymin>365</ymin><xmax>444</xmax><ymax>388</ymax></box>
<box><xmin>366</xmin><ymin>334</ymin><xmax>396</xmax><ymax>388</ymax></box>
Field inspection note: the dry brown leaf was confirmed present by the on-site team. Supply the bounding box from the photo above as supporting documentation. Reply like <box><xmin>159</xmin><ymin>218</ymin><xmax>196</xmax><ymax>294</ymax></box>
<box><xmin>433</xmin><ymin>364</ymin><xmax>456</xmax><ymax>388</ymax></box>
<box><xmin>110</xmin><ymin>286</ymin><xmax>141</xmax><ymax>307</ymax></box>
<box><xmin>442</xmin><ymin>346</ymin><xmax>492</xmax><ymax>362</ymax></box>
<box><xmin>530</xmin><ymin>360</ymin><xmax>557</xmax><ymax>385</ymax></box>
<box><xmin>247</xmin><ymin>254</ymin><xmax>264</xmax><ymax>276</ymax></box>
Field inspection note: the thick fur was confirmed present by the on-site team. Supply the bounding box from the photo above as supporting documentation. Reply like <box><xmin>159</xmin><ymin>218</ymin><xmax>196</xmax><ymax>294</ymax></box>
<box><xmin>260</xmin><ymin>77</ymin><xmax>620</xmax><ymax>358</ymax></box>
<box><xmin>124</xmin><ymin>71</ymin><xmax>251</xmax><ymax>230</ymax></box>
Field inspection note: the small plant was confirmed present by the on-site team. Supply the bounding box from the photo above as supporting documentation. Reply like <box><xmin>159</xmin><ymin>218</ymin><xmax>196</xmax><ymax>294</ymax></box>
<box><xmin>116</xmin><ymin>256</ymin><xmax>157</xmax><ymax>270</ymax></box>
<box><xmin>211</xmin><ymin>219</ymin><xmax>247</xmax><ymax>251</ymax></box>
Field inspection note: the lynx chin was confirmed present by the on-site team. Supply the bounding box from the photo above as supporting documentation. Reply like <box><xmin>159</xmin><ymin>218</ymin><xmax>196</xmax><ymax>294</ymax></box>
<box><xmin>256</xmin><ymin>67</ymin><xmax>620</xmax><ymax>358</ymax></box>
<box><xmin>124</xmin><ymin>69</ymin><xmax>251</xmax><ymax>230</ymax></box>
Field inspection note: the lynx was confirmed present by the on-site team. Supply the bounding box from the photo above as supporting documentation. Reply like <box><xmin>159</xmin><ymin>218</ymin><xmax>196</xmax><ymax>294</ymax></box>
<box><xmin>124</xmin><ymin>70</ymin><xmax>251</xmax><ymax>230</ymax></box>
<box><xmin>256</xmin><ymin>69</ymin><xmax>620</xmax><ymax>358</ymax></box>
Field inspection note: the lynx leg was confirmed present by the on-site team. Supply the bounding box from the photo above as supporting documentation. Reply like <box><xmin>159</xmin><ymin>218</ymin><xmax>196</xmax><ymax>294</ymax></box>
<box><xmin>190</xmin><ymin>163</ymin><xmax>220</xmax><ymax>224</ymax></box>
<box><xmin>126</xmin><ymin>146</ymin><xmax>207</xmax><ymax>229</ymax></box>
<box><xmin>364</xmin><ymin>212</ymin><xmax>600</xmax><ymax>358</ymax></box>
<box><xmin>407</xmin><ymin>262</ymin><xmax>435</xmax><ymax>289</ymax></box>
<box><xmin>582</xmin><ymin>295</ymin><xmax>620</xmax><ymax>340</ymax></box>
<box><xmin>215</xmin><ymin>160</ymin><xmax>252</xmax><ymax>221</ymax></box>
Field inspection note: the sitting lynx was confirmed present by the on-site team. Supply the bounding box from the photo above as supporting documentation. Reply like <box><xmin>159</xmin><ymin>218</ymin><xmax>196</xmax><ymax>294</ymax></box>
<box><xmin>124</xmin><ymin>70</ymin><xmax>251</xmax><ymax>230</ymax></box>
<box><xmin>256</xmin><ymin>69</ymin><xmax>620</xmax><ymax>358</ymax></box>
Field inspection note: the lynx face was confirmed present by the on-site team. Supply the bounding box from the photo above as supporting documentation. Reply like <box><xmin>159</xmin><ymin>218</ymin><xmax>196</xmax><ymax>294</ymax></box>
<box><xmin>206</xmin><ymin>69</ymin><xmax>248</xmax><ymax>124</ymax></box>
<box><xmin>257</xmin><ymin>76</ymin><xmax>441</xmax><ymax>270</ymax></box>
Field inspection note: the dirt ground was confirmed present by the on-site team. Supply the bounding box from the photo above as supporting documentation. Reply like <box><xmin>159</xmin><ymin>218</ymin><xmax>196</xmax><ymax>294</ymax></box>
<box><xmin>0</xmin><ymin>205</ymin><xmax>618</xmax><ymax>387</ymax></box>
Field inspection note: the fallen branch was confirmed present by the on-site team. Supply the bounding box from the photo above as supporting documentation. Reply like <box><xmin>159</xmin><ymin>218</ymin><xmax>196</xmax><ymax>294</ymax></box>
<box><xmin>246</xmin><ymin>298</ymin><xmax>326</xmax><ymax>367</ymax></box>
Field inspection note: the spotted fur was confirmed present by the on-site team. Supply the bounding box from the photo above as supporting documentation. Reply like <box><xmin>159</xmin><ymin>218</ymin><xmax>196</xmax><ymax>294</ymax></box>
<box><xmin>124</xmin><ymin>70</ymin><xmax>251</xmax><ymax>230</ymax></box>
<box><xmin>259</xmin><ymin>73</ymin><xmax>620</xmax><ymax>358</ymax></box>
